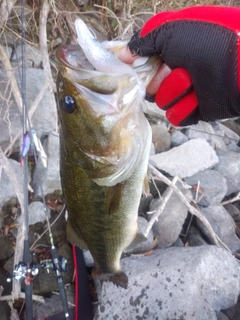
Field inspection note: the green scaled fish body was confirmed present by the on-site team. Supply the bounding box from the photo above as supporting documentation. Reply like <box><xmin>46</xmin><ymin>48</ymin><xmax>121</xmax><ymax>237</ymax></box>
<box><xmin>56</xmin><ymin>21</ymin><xmax>161</xmax><ymax>288</ymax></box>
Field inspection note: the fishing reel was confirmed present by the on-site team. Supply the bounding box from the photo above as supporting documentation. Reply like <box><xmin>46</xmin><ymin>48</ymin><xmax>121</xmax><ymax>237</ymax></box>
<box><xmin>11</xmin><ymin>262</ymin><xmax>39</xmax><ymax>283</ymax></box>
<box><xmin>11</xmin><ymin>256</ymin><xmax>68</xmax><ymax>283</ymax></box>
<box><xmin>40</xmin><ymin>256</ymin><xmax>68</xmax><ymax>273</ymax></box>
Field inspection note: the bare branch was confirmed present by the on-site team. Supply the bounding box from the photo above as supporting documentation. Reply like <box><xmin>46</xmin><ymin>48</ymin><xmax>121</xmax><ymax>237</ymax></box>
<box><xmin>39</xmin><ymin>0</ymin><xmax>58</xmax><ymax>131</ymax></box>
<box><xmin>39</xmin><ymin>0</ymin><xmax>56</xmax><ymax>92</ymax></box>
<box><xmin>4</xmin><ymin>81</ymin><xmax>50</xmax><ymax>156</ymax></box>
<box><xmin>221</xmin><ymin>192</ymin><xmax>240</xmax><ymax>206</ymax></box>
<box><xmin>0</xmin><ymin>44</ymin><xmax>22</xmax><ymax>113</ymax></box>
<box><xmin>149</xmin><ymin>162</ymin><xmax>231</xmax><ymax>252</ymax></box>
<box><xmin>0</xmin><ymin>0</ymin><xmax>17</xmax><ymax>30</ymax></box>
<box><xmin>0</xmin><ymin>292</ymin><xmax>45</xmax><ymax>303</ymax></box>
<box><xmin>0</xmin><ymin>148</ymin><xmax>25</xmax><ymax>299</ymax></box>
<box><xmin>144</xmin><ymin>176</ymin><xmax>178</xmax><ymax>238</ymax></box>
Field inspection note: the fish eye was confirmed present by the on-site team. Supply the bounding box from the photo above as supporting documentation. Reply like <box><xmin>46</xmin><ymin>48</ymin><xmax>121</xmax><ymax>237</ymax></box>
<box><xmin>61</xmin><ymin>95</ymin><xmax>76</xmax><ymax>113</ymax></box>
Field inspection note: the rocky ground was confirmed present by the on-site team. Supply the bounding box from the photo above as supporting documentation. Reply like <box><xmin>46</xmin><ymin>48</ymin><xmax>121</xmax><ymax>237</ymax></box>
<box><xmin>1</xmin><ymin>1</ymin><xmax>240</xmax><ymax>320</ymax></box>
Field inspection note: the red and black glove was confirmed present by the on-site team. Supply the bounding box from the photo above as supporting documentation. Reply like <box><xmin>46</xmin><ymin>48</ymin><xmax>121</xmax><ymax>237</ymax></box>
<box><xmin>128</xmin><ymin>6</ymin><xmax>240</xmax><ymax>126</ymax></box>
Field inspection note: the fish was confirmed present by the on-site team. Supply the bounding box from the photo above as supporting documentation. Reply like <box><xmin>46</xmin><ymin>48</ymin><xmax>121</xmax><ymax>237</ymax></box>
<box><xmin>74</xmin><ymin>18</ymin><xmax>145</xmax><ymax>94</ymax></box>
<box><xmin>56</xmin><ymin>19</ymin><xmax>161</xmax><ymax>288</ymax></box>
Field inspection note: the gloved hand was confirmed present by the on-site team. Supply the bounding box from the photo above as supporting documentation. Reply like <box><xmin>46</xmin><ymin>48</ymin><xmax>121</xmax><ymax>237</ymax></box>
<box><xmin>126</xmin><ymin>6</ymin><xmax>240</xmax><ymax>126</ymax></box>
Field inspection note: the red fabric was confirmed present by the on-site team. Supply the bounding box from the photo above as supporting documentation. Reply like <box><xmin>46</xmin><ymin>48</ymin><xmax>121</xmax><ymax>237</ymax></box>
<box><xmin>72</xmin><ymin>245</ymin><xmax>79</xmax><ymax>320</ymax></box>
<box><xmin>166</xmin><ymin>91</ymin><xmax>198</xmax><ymax>126</ymax></box>
<box><xmin>155</xmin><ymin>68</ymin><xmax>192</xmax><ymax>108</ymax></box>
<box><xmin>141</xmin><ymin>6</ymin><xmax>240</xmax><ymax>91</ymax></box>
<box><xmin>140</xmin><ymin>6</ymin><xmax>240</xmax><ymax>36</ymax></box>
<box><xmin>155</xmin><ymin>68</ymin><xmax>198</xmax><ymax>126</ymax></box>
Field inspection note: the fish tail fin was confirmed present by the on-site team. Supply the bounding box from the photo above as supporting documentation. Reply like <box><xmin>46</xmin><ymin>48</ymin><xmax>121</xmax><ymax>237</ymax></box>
<box><xmin>109</xmin><ymin>271</ymin><xmax>128</xmax><ymax>289</ymax></box>
<box><xmin>92</xmin><ymin>268</ymin><xmax>128</xmax><ymax>289</ymax></box>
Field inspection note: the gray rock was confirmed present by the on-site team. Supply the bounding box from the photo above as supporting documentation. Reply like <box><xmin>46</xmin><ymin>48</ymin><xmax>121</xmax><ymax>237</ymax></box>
<box><xmin>223</xmin><ymin>203</ymin><xmax>240</xmax><ymax>221</ymax></box>
<box><xmin>184</xmin><ymin>169</ymin><xmax>228</xmax><ymax>206</ymax></box>
<box><xmin>151</xmin><ymin>124</ymin><xmax>171</xmax><ymax>153</ymax></box>
<box><xmin>150</xmin><ymin>142</ymin><xmax>155</xmax><ymax>155</ymax></box>
<box><xmin>95</xmin><ymin>246</ymin><xmax>240</xmax><ymax>320</ymax></box>
<box><xmin>142</xmin><ymin>101</ymin><xmax>166</xmax><ymax>119</ymax></box>
<box><xmin>209</xmin><ymin>127</ymin><xmax>236</xmax><ymax>151</ymax></box>
<box><xmin>149</xmin><ymin>182</ymin><xmax>192</xmax><ymax>248</ymax></box>
<box><xmin>150</xmin><ymin>138</ymin><xmax>218</xmax><ymax>178</ymax></box>
<box><xmin>214</xmin><ymin>150</ymin><xmax>240</xmax><ymax>195</ymax></box>
<box><xmin>209</xmin><ymin>130</ymin><xmax>228</xmax><ymax>151</ymax></box>
<box><xmin>215</xmin><ymin>122</ymin><xmax>240</xmax><ymax>143</ymax></box>
<box><xmin>0</xmin><ymin>158</ymin><xmax>27</xmax><ymax>208</ymax></box>
<box><xmin>12</xmin><ymin>44</ymin><xmax>42</xmax><ymax>67</ymax></box>
<box><xmin>126</xmin><ymin>216</ymin><xmax>154</xmax><ymax>254</ymax></box>
<box><xmin>185</xmin><ymin>121</ymin><xmax>230</xmax><ymax>150</ymax></box>
<box><xmin>216</xmin><ymin>311</ymin><xmax>229</xmax><ymax>320</ymax></box>
<box><xmin>28</xmin><ymin>201</ymin><xmax>48</xmax><ymax>225</ymax></box>
<box><xmin>0</xmin><ymin>301</ymin><xmax>10</xmax><ymax>320</ymax></box>
<box><xmin>31</xmin><ymin>284</ymin><xmax>75</xmax><ymax>320</ymax></box>
<box><xmin>220</xmin><ymin>119</ymin><xmax>240</xmax><ymax>136</ymax></box>
<box><xmin>185</xmin><ymin>121</ymin><xmax>215</xmax><ymax>141</ymax></box>
<box><xmin>220</xmin><ymin>296</ymin><xmax>240</xmax><ymax>320</ymax></box>
<box><xmin>0</xmin><ymin>68</ymin><xmax>57</xmax><ymax>151</ymax></box>
<box><xmin>173</xmin><ymin>237</ymin><xmax>184</xmax><ymax>247</ymax></box>
<box><xmin>32</xmin><ymin>132</ymin><xmax>61</xmax><ymax>196</ymax></box>
<box><xmin>170</xmin><ymin>129</ymin><xmax>188</xmax><ymax>147</ymax></box>
<box><xmin>226</xmin><ymin>141</ymin><xmax>240</xmax><ymax>152</ymax></box>
<box><xmin>186</xmin><ymin>226</ymin><xmax>208</xmax><ymax>246</ymax></box>
<box><xmin>197</xmin><ymin>205</ymin><xmax>240</xmax><ymax>253</ymax></box>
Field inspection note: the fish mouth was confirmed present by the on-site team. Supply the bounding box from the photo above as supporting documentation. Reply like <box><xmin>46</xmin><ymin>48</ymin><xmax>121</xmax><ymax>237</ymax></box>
<box><xmin>56</xmin><ymin>45</ymin><xmax>123</xmax><ymax>94</ymax></box>
<box><xmin>56</xmin><ymin>45</ymin><xmax>93</xmax><ymax>70</ymax></box>
<box><xmin>56</xmin><ymin>44</ymin><xmax>162</xmax><ymax>87</ymax></box>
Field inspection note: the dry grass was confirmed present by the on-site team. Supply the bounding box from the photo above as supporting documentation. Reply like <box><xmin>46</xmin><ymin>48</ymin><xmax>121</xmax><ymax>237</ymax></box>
<box><xmin>1</xmin><ymin>0</ymin><xmax>240</xmax><ymax>48</ymax></box>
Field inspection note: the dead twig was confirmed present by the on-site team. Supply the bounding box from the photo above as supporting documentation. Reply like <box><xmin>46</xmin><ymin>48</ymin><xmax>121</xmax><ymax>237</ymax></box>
<box><xmin>30</xmin><ymin>204</ymin><xmax>66</xmax><ymax>251</ymax></box>
<box><xmin>4</xmin><ymin>81</ymin><xmax>50</xmax><ymax>156</ymax></box>
<box><xmin>149</xmin><ymin>162</ymin><xmax>231</xmax><ymax>252</ymax></box>
<box><xmin>94</xmin><ymin>4</ymin><xmax>124</xmax><ymax>36</ymax></box>
<box><xmin>0</xmin><ymin>44</ymin><xmax>22</xmax><ymax>113</ymax></box>
<box><xmin>144</xmin><ymin>176</ymin><xmax>178</xmax><ymax>238</ymax></box>
<box><xmin>221</xmin><ymin>192</ymin><xmax>240</xmax><ymax>206</ymax></box>
<box><xmin>0</xmin><ymin>148</ymin><xmax>25</xmax><ymax>300</ymax></box>
<box><xmin>39</xmin><ymin>0</ymin><xmax>56</xmax><ymax>92</ymax></box>
<box><xmin>0</xmin><ymin>292</ymin><xmax>45</xmax><ymax>303</ymax></box>
<box><xmin>39</xmin><ymin>0</ymin><xmax>58</xmax><ymax>131</ymax></box>
<box><xmin>0</xmin><ymin>0</ymin><xmax>18</xmax><ymax>30</ymax></box>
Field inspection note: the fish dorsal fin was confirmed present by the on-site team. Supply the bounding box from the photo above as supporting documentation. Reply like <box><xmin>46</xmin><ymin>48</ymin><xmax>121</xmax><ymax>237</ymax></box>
<box><xmin>67</xmin><ymin>220</ymin><xmax>89</xmax><ymax>250</ymax></box>
<box><xmin>124</xmin><ymin>231</ymin><xmax>147</xmax><ymax>252</ymax></box>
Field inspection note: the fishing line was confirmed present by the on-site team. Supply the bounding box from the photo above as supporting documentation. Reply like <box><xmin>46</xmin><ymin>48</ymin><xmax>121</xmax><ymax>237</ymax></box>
<box><xmin>179</xmin><ymin>126</ymin><xmax>240</xmax><ymax>142</ymax></box>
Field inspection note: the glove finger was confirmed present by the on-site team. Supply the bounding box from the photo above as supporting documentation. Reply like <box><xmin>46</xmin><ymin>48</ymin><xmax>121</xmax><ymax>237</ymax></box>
<box><xmin>155</xmin><ymin>68</ymin><xmax>192</xmax><ymax>110</ymax></box>
<box><xmin>128</xmin><ymin>31</ymin><xmax>157</xmax><ymax>57</ymax></box>
<box><xmin>128</xmin><ymin>11</ymin><xmax>174</xmax><ymax>57</ymax></box>
<box><xmin>166</xmin><ymin>91</ymin><xmax>199</xmax><ymax>126</ymax></box>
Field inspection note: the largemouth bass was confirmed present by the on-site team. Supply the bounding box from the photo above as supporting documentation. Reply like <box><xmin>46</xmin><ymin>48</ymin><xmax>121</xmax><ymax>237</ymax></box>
<box><xmin>56</xmin><ymin>20</ymin><xmax>161</xmax><ymax>288</ymax></box>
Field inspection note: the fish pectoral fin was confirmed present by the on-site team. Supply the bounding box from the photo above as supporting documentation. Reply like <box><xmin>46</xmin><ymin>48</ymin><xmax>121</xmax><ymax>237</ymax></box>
<box><xmin>67</xmin><ymin>221</ymin><xmax>89</xmax><ymax>250</ymax></box>
<box><xmin>124</xmin><ymin>231</ymin><xmax>147</xmax><ymax>252</ymax></box>
<box><xmin>106</xmin><ymin>183</ymin><xmax>125</xmax><ymax>215</ymax></box>
<box><xmin>142</xmin><ymin>173</ymin><xmax>150</xmax><ymax>196</ymax></box>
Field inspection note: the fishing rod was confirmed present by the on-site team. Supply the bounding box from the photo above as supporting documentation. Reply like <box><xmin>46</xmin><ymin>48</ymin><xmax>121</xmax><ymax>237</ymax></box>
<box><xmin>4</xmin><ymin>0</ymin><xmax>72</xmax><ymax>318</ymax></box>
<box><xmin>20</xmin><ymin>0</ymin><xmax>33</xmax><ymax>317</ymax></box>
